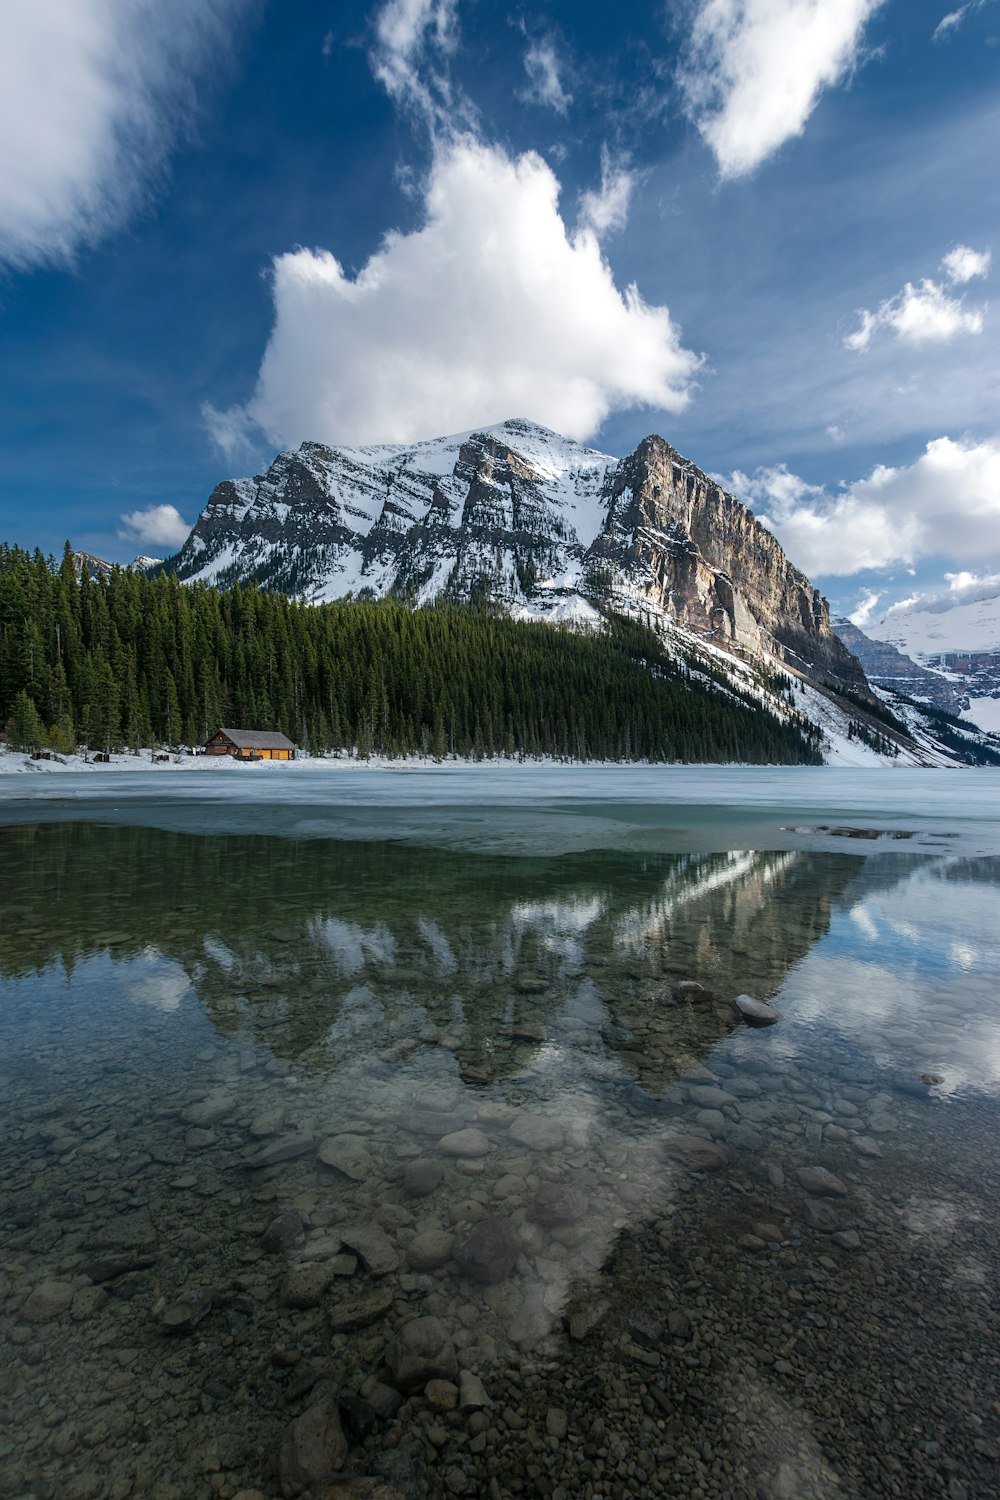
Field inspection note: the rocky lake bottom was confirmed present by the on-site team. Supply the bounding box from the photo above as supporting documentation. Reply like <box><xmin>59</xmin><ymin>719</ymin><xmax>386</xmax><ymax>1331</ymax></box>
<box><xmin>1</xmin><ymin>797</ymin><xmax>999</xmax><ymax>1500</ymax></box>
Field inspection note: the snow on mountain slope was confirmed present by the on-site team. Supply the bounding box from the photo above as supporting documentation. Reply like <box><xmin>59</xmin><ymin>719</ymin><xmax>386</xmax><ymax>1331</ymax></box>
<box><xmin>876</xmin><ymin>594</ymin><xmax>1000</xmax><ymax>658</ymax></box>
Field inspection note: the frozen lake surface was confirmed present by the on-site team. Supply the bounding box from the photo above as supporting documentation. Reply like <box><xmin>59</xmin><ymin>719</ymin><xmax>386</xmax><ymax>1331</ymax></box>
<box><xmin>2</xmin><ymin>762</ymin><xmax>999</xmax><ymax>856</ymax></box>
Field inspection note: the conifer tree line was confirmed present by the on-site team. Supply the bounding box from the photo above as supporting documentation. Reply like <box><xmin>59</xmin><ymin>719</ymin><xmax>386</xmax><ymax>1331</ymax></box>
<box><xmin>0</xmin><ymin>542</ymin><xmax>821</xmax><ymax>764</ymax></box>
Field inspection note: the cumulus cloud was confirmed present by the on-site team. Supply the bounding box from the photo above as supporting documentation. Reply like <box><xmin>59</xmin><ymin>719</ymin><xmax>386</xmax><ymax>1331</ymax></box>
<box><xmin>118</xmin><ymin>504</ymin><xmax>192</xmax><ymax>550</ymax></box>
<box><xmin>725</xmin><ymin>435</ymin><xmax>1000</xmax><ymax>577</ymax></box>
<box><xmin>0</xmin><ymin>0</ymin><xmax>245</xmax><ymax>270</ymax></box>
<box><xmin>886</xmin><ymin>569</ymin><xmax>1000</xmax><ymax>616</ymax></box>
<box><xmin>520</xmin><ymin>39</ymin><xmax>572</xmax><ymax>114</ymax></box>
<box><xmin>213</xmin><ymin>136</ymin><xmax>700</xmax><ymax>452</ymax></box>
<box><xmin>579</xmin><ymin>148</ymin><xmax>635</xmax><ymax>237</ymax></box>
<box><xmin>678</xmin><ymin>0</ymin><xmax>885</xmax><ymax>180</ymax></box>
<box><xmin>846</xmin><ymin>244</ymin><xmax>990</xmax><ymax>351</ymax></box>
<box><xmin>941</xmin><ymin>244</ymin><xmax>992</xmax><ymax>283</ymax></box>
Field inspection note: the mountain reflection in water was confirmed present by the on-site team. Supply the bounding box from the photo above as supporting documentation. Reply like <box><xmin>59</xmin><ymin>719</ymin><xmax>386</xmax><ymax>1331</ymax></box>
<box><xmin>1</xmin><ymin>825</ymin><xmax>999</xmax><ymax>1500</ymax></box>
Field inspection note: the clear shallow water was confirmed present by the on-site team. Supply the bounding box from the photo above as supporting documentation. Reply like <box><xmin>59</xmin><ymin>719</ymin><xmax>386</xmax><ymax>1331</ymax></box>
<box><xmin>1</xmin><ymin>814</ymin><xmax>999</xmax><ymax>1499</ymax></box>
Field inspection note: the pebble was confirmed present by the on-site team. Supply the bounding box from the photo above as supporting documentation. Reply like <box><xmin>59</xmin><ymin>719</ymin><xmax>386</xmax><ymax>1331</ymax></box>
<box><xmin>337</xmin><ymin>1224</ymin><xmax>399</xmax><ymax>1277</ymax></box>
<box><xmin>507</xmin><ymin>1114</ymin><xmax>565</xmax><ymax>1151</ymax></box>
<box><xmin>21</xmin><ymin>1280</ymin><xmax>75</xmax><ymax>1323</ymax></box>
<box><xmin>385</xmin><ymin>1315</ymin><xmax>457</xmax><ymax>1392</ymax></box>
<box><xmin>665</xmin><ymin>1135</ymin><xmax>729</xmax><ymax>1172</ymax></box>
<box><xmin>403</xmin><ymin>1159</ymin><xmax>444</xmax><ymax>1197</ymax></box>
<box><xmin>407</xmin><ymin>1230</ymin><xmax>456</xmax><ymax>1271</ymax></box>
<box><xmin>317</xmin><ymin>1135</ymin><xmax>373</xmax><ymax>1180</ymax></box>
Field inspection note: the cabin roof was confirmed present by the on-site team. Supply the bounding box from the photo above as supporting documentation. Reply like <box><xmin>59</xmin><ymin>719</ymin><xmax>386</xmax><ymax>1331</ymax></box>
<box><xmin>211</xmin><ymin>727</ymin><xmax>296</xmax><ymax>750</ymax></box>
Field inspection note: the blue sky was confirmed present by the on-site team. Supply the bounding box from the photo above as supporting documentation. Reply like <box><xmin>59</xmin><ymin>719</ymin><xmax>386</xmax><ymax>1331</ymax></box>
<box><xmin>1</xmin><ymin>0</ymin><xmax>998</xmax><ymax>628</ymax></box>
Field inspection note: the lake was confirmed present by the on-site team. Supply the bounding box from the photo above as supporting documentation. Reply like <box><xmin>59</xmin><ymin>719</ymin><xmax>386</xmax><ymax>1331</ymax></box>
<box><xmin>1</xmin><ymin>766</ymin><xmax>999</xmax><ymax>1500</ymax></box>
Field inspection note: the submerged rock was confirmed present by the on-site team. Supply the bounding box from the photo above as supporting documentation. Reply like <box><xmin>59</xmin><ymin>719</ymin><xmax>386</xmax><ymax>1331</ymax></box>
<box><xmin>386</xmin><ymin>1315</ymin><xmax>457</xmax><ymax>1391</ymax></box>
<box><xmin>734</xmin><ymin>994</ymin><xmax>781</xmax><ymax>1026</ymax></box>
<box><xmin>665</xmin><ymin>1135</ymin><xmax>729</xmax><ymax>1172</ymax></box>
<box><xmin>278</xmin><ymin>1398</ymin><xmax>348</xmax><ymax>1497</ymax></box>
<box><xmin>795</xmin><ymin>1166</ymin><xmax>848</xmax><ymax>1197</ymax></box>
<box><xmin>453</xmin><ymin>1218</ymin><xmax>520</xmax><ymax>1284</ymax></box>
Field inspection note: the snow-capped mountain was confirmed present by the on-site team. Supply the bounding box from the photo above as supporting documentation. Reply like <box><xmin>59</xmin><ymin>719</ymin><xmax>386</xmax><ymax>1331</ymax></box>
<box><xmin>869</xmin><ymin>592</ymin><xmax>1000</xmax><ymax>730</ymax></box>
<box><xmin>832</xmin><ymin>617</ymin><xmax>967</xmax><ymax>714</ymax></box>
<box><xmin>170</xmin><ymin>417</ymin><xmax>866</xmax><ymax>695</ymax></box>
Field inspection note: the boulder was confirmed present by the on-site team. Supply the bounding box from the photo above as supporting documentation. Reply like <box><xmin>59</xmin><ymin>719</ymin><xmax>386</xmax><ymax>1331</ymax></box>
<box><xmin>733</xmin><ymin>995</ymin><xmax>780</xmax><ymax>1026</ymax></box>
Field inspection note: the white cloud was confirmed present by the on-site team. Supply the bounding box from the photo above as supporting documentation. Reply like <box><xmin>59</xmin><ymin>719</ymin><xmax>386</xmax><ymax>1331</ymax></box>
<box><xmin>726</xmin><ymin>435</ymin><xmax>1000</xmax><ymax>576</ymax></box>
<box><xmin>848</xmin><ymin>588</ymin><xmax>882</xmax><ymax>627</ymax></box>
<box><xmin>846</xmin><ymin>244</ymin><xmax>990</xmax><ymax>351</ymax></box>
<box><xmin>941</xmin><ymin>243</ymin><xmax>992</xmax><ymax>283</ymax></box>
<box><xmin>118</xmin><ymin>504</ymin><xmax>192</xmax><ymax>550</ymax></box>
<box><xmin>932</xmin><ymin>3</ymin><xmax>991</xmax><ymax>41</ymax></box>
<box><xmin>679</xmin><ymin>0</ymin><xmax>885</xmax><ymax>180</ymax></box>
<box><xmin>520</xmin><ymin>39</ymin><xmax>572</xmax><ymax>114</ymax></box>
<box><xmin>371</xmin><ymin>0</ymin><xmax>460</xmax><ymax>125</ymax></box>
<box><xmin>0</xmin><ymin>0</ymin><xmax>244</xmax><ymax>270</ymax></box>
<box><xmin>213</xmin><ymin>136</ymin><xmax>700</xmax><ymax>452</ymax></box>
<box><xmin>578</xmin><ymin>147</ymin><xmax>635</xmax><ymax>237</ymax></box>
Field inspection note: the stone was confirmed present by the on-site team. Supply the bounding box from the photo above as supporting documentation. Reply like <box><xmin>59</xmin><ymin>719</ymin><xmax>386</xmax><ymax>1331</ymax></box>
<box><xmin>474</xmin><ymin>1101</ymin><xmax>518</xmax><ymax>1126</ymax></box>
<box><xmin>328</xmin><ymin>1286</ymin><xmax>394</xmax><ymax>1331</ymax></box>
<box><xmin>281</xmin><ymin>1264</ymin><xmax>334</xmax><ymax>1309</ymax></box>
<box><xmin>424</xmin><ymin>1379</ymin><xmax>458</xmax><ymax>1411</ymax></box>
<box><xmin>317</xmin><ymin>1135</ymin><xmax>373</xmax><ymax>1181</ymax></box>
<box><xmin>733</xmin><ymin>994</ymin><xmax>781</xmax><ymax>1025</ymax></box>
<box><xmin>795</xmin><ymin>1166</ymin><xmax>848</xmax><ymax>1197</ymax></box>
<box><xmin>667</xmin><ymin>1309</ymin><xmax>691</xmax><ymax>1340</ymax></box>
<box><xmin>262</xmin><ymin>1211</ymin><xmax>306</xmax><ymax>1253</ymax></box>
<box><xmin>687</xmin><ymin>1085</ymin><xmax>738</xmax><ymax>1109</ymax></box>
<box><xmin>403</xmin><ymin>1159</ymin><xmax>443</xmax><ymax>1197</ymax></box>
<box><xmin>458</xmin><ymin>1370</ymin><xmax>491</xmax><ymax>1410</ymax></box>
<box><xmin>801</xmin><ymin>1199</ymin><xmax>842</xmax><ymax>1232</ymax></box>
<box><xmin>337</xmin><ymin>1224</ymin><xmax>399</xmax><ymax>1277</ymax></box>
<box><xmin>454</xmin><ymin>1218</ymin><xmax>520</xmax><ymax>1284</ymax></box>
<box><xmin>183</xmin><ymin>1092</ymin><xmax>237</xmax><ymax>1128</ymax></box>
<box><xmin>568</xmin><ymin>1297</ymin><xmax>609</xmax><ymax>1341</ymax></box>
<box><xmin>159</xmin><ymin>1288</ymin><xmax>213</xmax><ymax>1333</ymax></box>
<box><xmin>545</xmin><ymin>1408</ymin><xmax>568</xmax><ymax>1440</ymax></box>
<box><xmin>407</xmin><ymin>1230</ymin><xmax>455</xmax><ymax>1271</ymax></box>
<box><xmin>507</xmin><ymin>1114</ymin><xmax>565</xmax><ymax>1151</ymax></box>
<box><xmin>833</xmin><ymin>1230</ymin><xmax>862</xmax><ymax>1250</ymax></box>
<box><xmin>279</xmin><ymin>1399</ymin><xmax>348</xmax><ymax>1498</ymax></box>
<box><xmin>438</xmin><ymin>1128</ymin><xmax>490</xmax><ymax>1158</ymax></box>
<box><xmin>855</xmin><ymin>1136</ymin><xmax>883</xmax><ymax>1158</ymax></box>
<box><xmin>674</xmin><ymin>981</ymin><xmax>716</xmax><ymax>1005</ymax></box>
<box><xmin>529</xmin><ymin>1182</ymin><xmax>590</xmax><ymax>1227</ymax></box>
<box><xmin>386</xmin><ymin>1316</ymin><xmax>458</xmax><ymax>1392</ymax></box>
<box><xmin>248</xmin><ymin>1134</ymin><xmax>315</xmax><ymax>1169</ymax></box>
<box><xmin>21</xmin><ymin>1280</ymin><xmax>74</xmax><ymax>1323</ymax></box>
<box><xmin>665</xmin><ymin>1135</ymin><xmax>728</xmax><ymax>1172</ymax></box>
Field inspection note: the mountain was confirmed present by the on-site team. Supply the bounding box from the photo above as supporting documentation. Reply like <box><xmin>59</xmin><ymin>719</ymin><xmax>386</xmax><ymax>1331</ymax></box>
<box><xmin>867</xmin><ymin>592</ymin><xmax>1000</xmax><ymax>729</ymax></box>
<box><xmin>832</xmin><ymin>617</ymin><xmax>967</xmax><ymax>714</ymax></box>
<box><xmin>169</xmin><ymin>418</ymin><xmax>866</xmax><ymax>696</ymax></box>
<box><xmin>71</xmin><ymin>550</ymin><xmax>161</xmax><ymax>578</ymax></box>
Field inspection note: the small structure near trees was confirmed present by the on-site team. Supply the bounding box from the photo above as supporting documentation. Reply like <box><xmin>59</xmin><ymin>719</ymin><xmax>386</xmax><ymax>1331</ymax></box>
<box><xmin>204</xmin><ymin>727</ymin><xmax>297</xmax><ymax>761</ymax></box>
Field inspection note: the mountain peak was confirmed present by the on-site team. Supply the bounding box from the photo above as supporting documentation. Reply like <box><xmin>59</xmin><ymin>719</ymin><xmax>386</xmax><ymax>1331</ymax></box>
<box><xmin>168</xmin><ymin>419</ymin><xmax>864</xmax><ymax>692</ymax></box>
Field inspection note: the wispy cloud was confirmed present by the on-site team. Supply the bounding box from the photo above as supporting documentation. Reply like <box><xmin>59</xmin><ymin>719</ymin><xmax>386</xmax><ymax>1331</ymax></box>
<box><xmin>846</xmin><ymin>244</ymin><xmax>990</xmax><ymax>351</ymax></box>
<box><xmin>725</xmin><ymin>435</ymin><xmax>1000</xmax><ymax>576</ymax></box>
<box><xmin>519</xmin><ymin>38</ymin><xmax>572</xmax><ymax>114</ymax></box>
<box><xmin>932</xmin><ymin>2</ymin><xmax>991</xmax><ymax>42</ymax></box>
<box><xmin>848</xmin><ymin>588</ymin><xmax>882</xmax><ymax>627</ymax></box>
<box><xmin>118</xmin><ymin>504</ymin><xmax>191</xmax><ymax>550</ymax></box>
<box><xmin>578</xmin><ymin>147</ymin><xmax>635</xmax><ymax>238</ymax></box>
<box><xmin>370</xmin><ymin>0</ymin><xmax>465</xmax><ymax>130</ymax></box>
<box><xmin>0</xmin><ymin>0</ymin><xmax>248</xmax><ymax>271</ymax></box>
<box><xmin>678</xmin><ymin>0</ymin><xmax>885</xmax><ymax>180</ymax></box>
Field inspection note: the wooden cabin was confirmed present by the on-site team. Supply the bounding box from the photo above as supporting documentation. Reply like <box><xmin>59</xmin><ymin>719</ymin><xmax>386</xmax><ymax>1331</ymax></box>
<box><xmin>204</xmin><ymin>728</ymin><xmax>296</xmax><ymax>761</ymax></box>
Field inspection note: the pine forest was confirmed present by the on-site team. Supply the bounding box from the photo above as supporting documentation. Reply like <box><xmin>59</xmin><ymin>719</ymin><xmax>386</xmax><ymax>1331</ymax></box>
<box><xmin>0</xmin><ymin>543</ymin><xmax>821</xmax><ymax>765</ymax></box>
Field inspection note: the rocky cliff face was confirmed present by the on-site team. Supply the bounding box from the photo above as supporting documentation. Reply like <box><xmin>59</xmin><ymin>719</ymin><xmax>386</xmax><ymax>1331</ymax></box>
<box><xmin>832</xmin><ymin>618</ymin><xmax>967</xmax><ymax>713</ymax></box>
<box><xmin>170</xmin><ymin>419</ymin><xmax>867</xmax><ymax>692</ymax></box>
